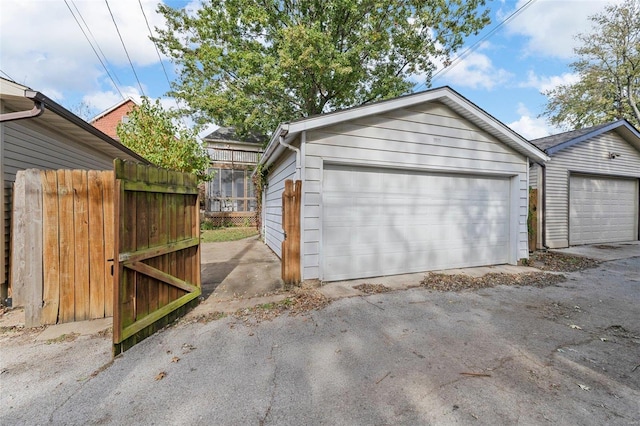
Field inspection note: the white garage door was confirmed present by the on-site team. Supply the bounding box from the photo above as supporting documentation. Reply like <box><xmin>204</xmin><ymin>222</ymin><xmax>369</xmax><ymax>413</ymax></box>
<box><xmin>322</xmin><ymin>165</ymin><xmax>512</xmax><ymax>281</ymax></box>
<box><xmin>569</xmin><ymin>175</ymin><xmax>639</xmax><ymax>245</ymax></box>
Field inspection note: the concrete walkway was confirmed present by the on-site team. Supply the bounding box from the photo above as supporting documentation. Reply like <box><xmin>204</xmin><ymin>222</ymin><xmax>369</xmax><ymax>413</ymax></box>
<box><xmin>552</xmin><ymin>240</ymin><xmax>640</xmax><ymax>261</ymax></box>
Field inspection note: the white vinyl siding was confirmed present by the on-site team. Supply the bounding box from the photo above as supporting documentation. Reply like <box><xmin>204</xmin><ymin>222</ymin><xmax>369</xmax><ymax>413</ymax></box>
<box><xmin>569</xmin><ymin>176</ymin><xmax>638</xmax><ymax>245</ymax></box>
<box><xmin>302</xmin><ymin>102</ymin><xmax>529</xmax><ymax>281</ymax></box>
<box><xmin>529</xmin><ymin>163</ymin><xmax>538</xmax><ymax>189</ymax></box>
<box><xmin>2</xmin><ymin>119</ymin><xmax>115</xmax><ymax>288</ymax></box>
<box><xmin>264</xmin><ymin>149</ymin><xmax>296</xmax><ymax>258</ymax></box>
<box><xmin>544</xmin><ymin>131</ymin><xmax>640</xmax><ymax>248</ymax></box>
<box><xmin>323</xmin><ymin>165</ymin><xmax>511</xmax><ymax>281</ymax></box>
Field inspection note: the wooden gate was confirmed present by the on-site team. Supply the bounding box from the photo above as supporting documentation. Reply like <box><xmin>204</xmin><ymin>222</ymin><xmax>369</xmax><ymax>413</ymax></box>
<box><xmin>113</xmin><ymin>160</ymin><xmax>201</xmax><ymax>354</ymax></box>
<box><xmin>281</xmin><ymin>179</ymin><xmax>301</xmax><ymax>285</ymax></box>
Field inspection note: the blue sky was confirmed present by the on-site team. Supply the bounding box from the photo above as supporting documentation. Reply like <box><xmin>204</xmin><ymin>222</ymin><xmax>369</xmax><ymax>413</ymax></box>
<box><xmin>0</xmin><ymin>0</ymin><xmax>621</xmax><ymax>139</ymax></box>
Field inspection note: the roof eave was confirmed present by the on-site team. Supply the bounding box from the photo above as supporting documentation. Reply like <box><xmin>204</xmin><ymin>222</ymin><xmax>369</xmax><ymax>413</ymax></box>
<box><xmin>260</xmin><ymin>86</ymin><xmax>549</xmax><ymax>167</ymax></box>
<box><xmin>26</xmin><ymin>91</ymin><xmax>149</xmax><ymax>164</ymax></box>
<box><xmin>546</xmin><ymin>119</ymin><xmax>640</xmax><ymax>156</ymax></box>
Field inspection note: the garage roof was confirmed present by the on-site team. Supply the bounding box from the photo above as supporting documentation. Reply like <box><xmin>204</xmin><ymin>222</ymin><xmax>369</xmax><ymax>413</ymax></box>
<box><xmin>261</xmin><ymin>86</ymin><xmax>549</xmax><ymax>167</ymax></box>
<box><xmin>0</xmin><ymin>78</ymin><xmax>149</xmax><ymax>164</ymax></box>
<box><xmin>531</xmin><ymin>119</ymin><xmax>640</xmax><ymax>155</ymax></box>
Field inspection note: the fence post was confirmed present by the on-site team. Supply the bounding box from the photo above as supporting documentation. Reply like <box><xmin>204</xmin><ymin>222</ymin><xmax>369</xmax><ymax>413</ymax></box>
<box><xmin>281</xmin><ymin>179</ymin><xmax>301</xmax><ymax>285</ymax></box>
<box><xmin>24</xmin><ymin>170</ymin><xmax>43</xmax><ymax>327</ymax></box>
<box><xmin>9</xmin><ymin>171</ymin><xmax>26</xmax><ymax>307</ymax></box>
<box><xmin>528</xmin><ymin>188</ymin><xmax>538</xmax><ymax>252</ymax></box>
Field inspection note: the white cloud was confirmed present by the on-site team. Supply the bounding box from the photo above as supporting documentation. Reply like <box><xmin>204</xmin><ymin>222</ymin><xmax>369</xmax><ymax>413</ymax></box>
<box><xmin>503</xmin><ymin>0</ymin><xmax>623</xmax><ymax>59</ymax></box>
<box><xmin>508</xmin><ymin>103</ymin><xmax>558</xmax><ymax>139</ymax></box>
<box><xmin>0</xmin><ymin>0</ymin><xmax>167</xmax><ymax>95</ymax></box>
<box><xmin>82</xmin><ymin>86</ymin><xmax>143</xmax><ymax>113</ymax></box>
<box><xmin>438</xmin><ymin>51</ymin><xmax>513</xmax><ymax>90</ymax></box>
<box><xmin>520</xmin><ymin>70</ymin><xmax>580</xmax><ymax>93</ymax></box>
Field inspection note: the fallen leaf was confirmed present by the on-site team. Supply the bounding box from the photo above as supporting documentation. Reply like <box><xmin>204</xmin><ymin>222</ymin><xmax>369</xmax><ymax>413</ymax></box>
<box><xmin>569</xmin><ymin>324</ymin><xmax>582</xmax><ymax>330</ymax></box>
<box><xmin>578</xmin><ymin>384</ymin><xmax>590</xmax><ymax>391</ymax></box>
<box><xmin>155</xmin><ymin>371</ymin><xmax>167</xmax><ymax>381</ymax></box>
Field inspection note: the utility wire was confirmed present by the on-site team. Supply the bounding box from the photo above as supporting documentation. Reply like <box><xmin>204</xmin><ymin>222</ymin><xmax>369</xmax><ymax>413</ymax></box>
<box><xmin>71</xmin><ymin>0</ymin><xmax>123</xmax><ymax>88</ymax></box>
<box><xmin>415</xmin><ymin>0</ymin><xmax>537</xmax><ymax>92</ymax></box>
<box><xmin>0</xmin><ymin>68</ymin><xmax>15</xmax><ymax>81</ymax></box>
<box><xmin>105</xmin><ymin>0</ymin><xmax>146</xmax><ymax>97</ymax></box>
<box><xmin>138</xmin><ymin>0</ymin><xmax>171</xmax><ymax>91</ymax></box>
<box><xmin>64</xmin><ymin>0</ymin><xmax>124</xmax><ymax>100</ymax></box>
<box><xmin>137</xmin><ymin>0</ymin><xmax>189</xmax><ymax>128</ymax></box>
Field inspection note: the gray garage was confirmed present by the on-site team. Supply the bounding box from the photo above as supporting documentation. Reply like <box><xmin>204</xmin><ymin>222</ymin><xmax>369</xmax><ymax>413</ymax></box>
<box><xmin>530</xmin><ymin>120</ymin><xmax>640</xmax><ymax>248</ymax></box>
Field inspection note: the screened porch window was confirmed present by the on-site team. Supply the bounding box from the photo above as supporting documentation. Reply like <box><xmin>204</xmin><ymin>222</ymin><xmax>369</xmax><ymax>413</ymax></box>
<box><xmin>207</xmin><ymin>168</ymin><xmax>257</xmax><ymax>212</ymax></box>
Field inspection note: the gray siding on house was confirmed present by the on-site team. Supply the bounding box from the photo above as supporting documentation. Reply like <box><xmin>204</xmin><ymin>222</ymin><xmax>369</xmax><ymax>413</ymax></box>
<box><xmin>2</xmin><ymin>118</ymin><xmax>115</xmax><ymax>287</ymax></box>
<box><xmin>543</xmin><ymin>131</ymin><xmax>640</xmax><ymax>248</ymax></box>
<box><xmin>264</xmin><ymin>148</ymin><xmax>297</xmax><ymax>258</ymax></box>
<box><xmin>302</xmin><ymin>102</ymin><xmax>529</xmax><ymax>281</ymax></box>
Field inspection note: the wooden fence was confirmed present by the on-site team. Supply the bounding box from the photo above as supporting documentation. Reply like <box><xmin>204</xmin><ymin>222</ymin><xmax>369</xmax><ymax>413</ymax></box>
<box><xmin>11</xmin><ymin>169</ymin><xmax>114</xmax><ymax>326</ymax></box>
<box><xmin>281</xmin><ymin>180</ymin><xmax>301</xmax><ymax>285</ymax></box>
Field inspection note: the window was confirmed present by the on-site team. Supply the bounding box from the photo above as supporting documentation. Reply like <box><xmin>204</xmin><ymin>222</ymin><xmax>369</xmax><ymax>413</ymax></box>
<box><xmin>206</xmin><ymin>168</ymin><xmax>256</xmax><ymax>212</ymax></box>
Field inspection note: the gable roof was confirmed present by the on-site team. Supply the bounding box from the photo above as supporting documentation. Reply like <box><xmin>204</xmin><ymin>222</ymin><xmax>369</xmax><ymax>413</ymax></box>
<box><xmin>260</xmin><ymin>86</ymin><xmax>549</xmax><ymax>167</ymax></box>
<box><xmin>203</xmin><ymin>126</ymin><xmax>266</xmax><ymax>145</ymax></box>
<box><xmin>89</xmin><ymin>98</ymin><xmax>138</xmax><ymax>123</ymax></box>
<box><xmin>0</xmin><ymin>77</ymin><xmax>148</xmax><ymax>163</ymax></box>
<box><xmin>531</xmin><ymin>119</ymin><xmax>640</xmax><ymax>155</ymax></box>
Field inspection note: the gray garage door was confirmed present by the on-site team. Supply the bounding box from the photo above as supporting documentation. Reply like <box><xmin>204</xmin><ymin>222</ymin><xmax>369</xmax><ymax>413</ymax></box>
<box><xmin>322</xmin><ymin>165</ymin><xmax>512</xmax><ymax>281</ymax></box>
<box><xmin>569</xmin><ymin>175</ymin><xmax>639</xmax><ymax>245</ymax></box>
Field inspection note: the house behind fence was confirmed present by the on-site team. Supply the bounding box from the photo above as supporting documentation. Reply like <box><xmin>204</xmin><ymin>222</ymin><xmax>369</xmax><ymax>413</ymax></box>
<box><xmin>202</xmin><ymin>127</ymin><xmax>265</xmax><ymax>226</ymax></box>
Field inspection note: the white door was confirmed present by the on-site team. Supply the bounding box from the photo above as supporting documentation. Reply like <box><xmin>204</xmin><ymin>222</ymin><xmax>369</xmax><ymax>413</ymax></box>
<box><xmin>569</xmin><ymin>175</ymin><xmax>639</xmax><ymax>245</ymax></box>
<box><xmin>322</xmin><ymin>165</ymin><xmax>512</xmax><ymax>281</ymax></box>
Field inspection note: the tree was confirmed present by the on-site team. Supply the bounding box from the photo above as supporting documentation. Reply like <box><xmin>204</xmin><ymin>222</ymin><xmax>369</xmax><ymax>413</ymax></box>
<box><xmin>116</xmin><ymin>97</ymin><xmax>211</xmax><ymax>181</ymax></box>
<box><xmin>154</xmin><ymin>0</ymin><xmax>490</xmax><ymax>137</ymax></box>
<box><xmin>542</xmin><ymin>0</ymin><xmax>640</xmax><ymax>129</ymax></box>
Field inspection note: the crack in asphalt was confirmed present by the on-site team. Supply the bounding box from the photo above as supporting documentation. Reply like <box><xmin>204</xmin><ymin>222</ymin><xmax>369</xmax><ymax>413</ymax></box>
<box><xmin>258</xmin><ymin>344</ymin><xmax>279</xmax><ymax>426</ymax></box>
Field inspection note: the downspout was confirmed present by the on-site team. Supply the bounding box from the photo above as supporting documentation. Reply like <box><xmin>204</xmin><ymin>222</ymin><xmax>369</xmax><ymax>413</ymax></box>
<box><xmin>541</xmin><ymin>163</ymin><xmax>548</xmax><ymax>249</ymax></box>
<box><xmin>0</xmin><ymin>99</ymin><xmax>45</xmax><ymax>122</ymax></box>
<box><xmin>278</xmin><ymin>129</ymin><xmax>301</xmax><ymax>180</ymax></box>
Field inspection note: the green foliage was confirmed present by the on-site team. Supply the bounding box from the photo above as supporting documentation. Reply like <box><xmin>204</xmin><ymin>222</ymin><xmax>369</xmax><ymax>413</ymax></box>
<box><xmin>200</xmin><ymin>219</ymin><xmax>217</xmax><ymax>230</ymax></box>
<box><xmin>116</xmin><ymin>97</ymin><xmax>212</xmax><ymax>181</ymax></box>
<box><xmin>542</xmin><ymin>0</ymin><xmax>640</xmax><ymax>129</ymax></box>
<box><xmin>154</xmin><ymin>0</ymin><xmax>491</xmax><ymax>136</ymax></box>
<box><xmin>200</xmin><ymin>227</ymin><xmax>259</xmax><ymax>243</ymax></box>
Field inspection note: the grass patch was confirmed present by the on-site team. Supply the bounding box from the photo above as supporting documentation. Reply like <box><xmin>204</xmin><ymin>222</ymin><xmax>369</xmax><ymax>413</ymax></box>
<box><xmin>200</xmin><ymin>227</ymin><xmax>258</xmax><ymax>243</ymax></box>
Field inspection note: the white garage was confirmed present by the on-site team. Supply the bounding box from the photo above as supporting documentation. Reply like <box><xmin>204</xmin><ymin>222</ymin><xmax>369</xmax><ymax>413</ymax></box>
<box><xmin>569</xmin><ymin>175</ymin><xmax>639</xmax><ymax>245</ymax></box>
<box><xmin>530</xmin><ymin>120</ymin><xmax>640</xmax><ymax>249</ymax></box>
<box><xmin>260</xmin><ymin>87</ymin><xmax>548</xmax><ymax>282</ymax></box>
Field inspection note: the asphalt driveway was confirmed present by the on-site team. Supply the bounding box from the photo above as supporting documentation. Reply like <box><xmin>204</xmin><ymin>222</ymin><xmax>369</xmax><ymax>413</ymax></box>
<box><xmin>2</xmin><ymin>254</ymin><xmax>638</xmax><ymax>425</ymax></box>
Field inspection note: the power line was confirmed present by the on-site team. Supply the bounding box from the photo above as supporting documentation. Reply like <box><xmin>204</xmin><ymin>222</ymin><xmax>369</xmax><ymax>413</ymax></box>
<box><xmin>138</xmin><ymin>0</ymin><xmax>171</xmax><ymax>91</ymax></box>
<box><xmin>71</xmin><ymin>0</ymin><xmax>123</xmax><ymax>88</ymax></box>
<box><xmin>414</xmin><ymin>0</ymin><xmax>537</xmax><ymax>92</ymax></box>
<box><xmin>105</xmin><ymin>0</ymin><xmax>146</xmax><ymax>97</ymax></box>
<box><xmin>64</xmin><ymin>0</ymin><xmax>124</xmax><ymax>99</ymax></box>
<box><xmin>0</xmin><ymin>68</ymin><xmax>15</xmax><ymax>81</ymax></box>
<box><xmin>137</xmin><ymin>0</ymin><xmax>189</xmax><ymax>128</ymax></box>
